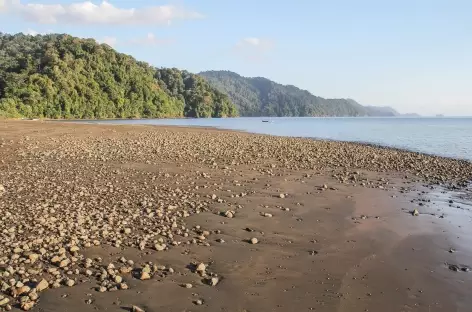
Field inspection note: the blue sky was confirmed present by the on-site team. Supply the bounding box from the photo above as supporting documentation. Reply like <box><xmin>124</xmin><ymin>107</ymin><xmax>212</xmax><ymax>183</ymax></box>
<box><xmin>1</xmin><ymin>0</ymin><xmax>471</xmax><ymax>116</ymax></box>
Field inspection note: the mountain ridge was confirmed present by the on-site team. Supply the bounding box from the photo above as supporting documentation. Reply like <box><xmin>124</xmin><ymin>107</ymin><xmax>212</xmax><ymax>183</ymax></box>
<box><xmin>199</xmin><ymin>70</ymin><xmax>408</xmax><ymax>117</ymax></box>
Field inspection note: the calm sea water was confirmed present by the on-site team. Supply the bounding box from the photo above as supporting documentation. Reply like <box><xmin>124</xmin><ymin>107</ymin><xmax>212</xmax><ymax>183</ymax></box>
<box><xmin>83</xmin><ymin>117</ymin><xmax>472</xmax><ymax>161</ymax></box>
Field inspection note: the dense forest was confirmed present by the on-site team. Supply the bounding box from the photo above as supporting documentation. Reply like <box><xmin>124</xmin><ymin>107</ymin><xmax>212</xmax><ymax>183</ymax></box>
<box><xmin>0</xmin><ymin>33</ymin><xmax>237</xmax><ymax>119</ymax></box>
<box><xmin>199</xmin><ymin>70</ymin><xmax>398</xmax><ymax>117</ymax></box>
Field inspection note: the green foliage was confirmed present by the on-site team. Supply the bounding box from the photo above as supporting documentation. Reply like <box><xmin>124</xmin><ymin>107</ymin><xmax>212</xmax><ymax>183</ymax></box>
<box><xmin>0</xmin><ymin>33</ymin><xmax>238</xmax><ymax>119</ymax></box>
<box><xmin>199</xmin><ymin>70</ymin><xmax>385</xmax><ymax>117</ymax></box>
<box><xmin>155</xmin><ymin>68</ymin><xmax>237</xmax><ymax>118</ymax></box>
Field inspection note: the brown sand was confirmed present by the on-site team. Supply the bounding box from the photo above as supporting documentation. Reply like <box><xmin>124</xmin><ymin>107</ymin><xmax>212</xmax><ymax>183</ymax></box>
<box><xmin>0</xmin><ymin>120</ymin><xmax>471</xmax><ymax>312</ymax></box>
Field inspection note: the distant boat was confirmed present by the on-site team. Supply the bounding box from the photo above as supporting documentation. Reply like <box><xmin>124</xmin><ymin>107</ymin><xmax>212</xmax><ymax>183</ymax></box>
<box><xmin>262</xmin><ymin>120</ymin><xmax>270</xmax><ymax>123</ymax></box>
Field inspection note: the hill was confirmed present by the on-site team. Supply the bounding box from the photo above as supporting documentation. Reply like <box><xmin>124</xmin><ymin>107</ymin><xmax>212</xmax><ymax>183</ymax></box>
<box><xmin>0</xmin><ymin>33</ymin><xmax>237</xmax><ymax>119</ymax></box>
<box><xmin>199</xmin><ymin>70</ymin><xmax>400</xmax><ymax>117</ymax></box>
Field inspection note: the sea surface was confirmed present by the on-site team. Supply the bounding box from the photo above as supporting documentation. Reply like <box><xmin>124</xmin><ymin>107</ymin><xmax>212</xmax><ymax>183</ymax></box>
<box><xmin>82</xmin><ymin>117</ymin><xmax>472</xmax><ymax>161</ymax></box>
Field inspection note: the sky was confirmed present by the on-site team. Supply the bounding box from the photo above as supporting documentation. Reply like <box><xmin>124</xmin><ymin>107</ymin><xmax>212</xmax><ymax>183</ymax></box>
<box><xmin>1</xmin><ymin>0</ymin><xmax>471</xmax><ymax>116</ymax></box>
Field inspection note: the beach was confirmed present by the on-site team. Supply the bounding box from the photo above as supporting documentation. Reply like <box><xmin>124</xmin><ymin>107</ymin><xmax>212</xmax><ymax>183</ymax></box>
<box><xmin>0</xmin><ymin>120</ymin><xmax>471</xmax><ymax>312</ymax></box>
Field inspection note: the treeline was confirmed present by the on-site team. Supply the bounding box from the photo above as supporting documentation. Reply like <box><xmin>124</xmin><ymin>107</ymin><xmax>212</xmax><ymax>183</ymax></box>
<box><xmin>0</xmin><ymin>33</ymin><xmax>237</xmax><ymax>119</ymax></box>
<box><xmin>199</xmin><ymin>70</ymin><xmax>387</xmax><ymax>117</ymax></box>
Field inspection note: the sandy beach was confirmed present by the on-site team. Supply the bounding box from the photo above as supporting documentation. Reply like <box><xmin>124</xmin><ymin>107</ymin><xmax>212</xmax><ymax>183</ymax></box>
<box><xmin>0</xmin><ymin>120</ymin><xmax>471</xmax><ymax>312</ymax></box>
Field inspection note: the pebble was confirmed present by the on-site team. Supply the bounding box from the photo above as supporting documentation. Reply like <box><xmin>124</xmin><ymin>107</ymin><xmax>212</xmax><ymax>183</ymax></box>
<box><xmin>0</xmin><ymin>119</ymin><xmax>470</xmax><ymax>309</ymax></box>
<box><xmin>132</xmin><ymin>305</ymin><xmax>145</xmax><ymax>312</ymax></box>
<box><xmin>224</xmin><ymin>211</ymin><xmax>234</xmax><ymax>218</ymax></box>
<box><xmin>209</xmin><ymin>277</ymin><xmax>219</xmax><ymax>286</ymax></box>
<box><xmin>35</xmin><ymin>279</ymin><xmax>49</xmax><ymax>292</ymax></box>
<box><xmin>196</xmin><ymin>263</ymin><xmax>206</xmax><ymax>273</ymax></box>
<box><xmin>140</xmin><ymin>271</ymin><xmax>151</xmax><ymax>280</ymax></box>
<box><xmin>20</xmin><ymin>301</ymin><xmax>35</xmax><ymax>311</ymax></box>
<box><xmin>0</xmin><ymin>298</ymin><xmax>10</xmax><ymax>306</ymax></box>
<box><xmin>250</xmin><ymin>238</ymin><xmax>259</xmax><ymax>244</ymax></box>
<box><xmin>154</xmin><ymin>244</ymin><xmax>166</xmax><ymax>251</ymax></box>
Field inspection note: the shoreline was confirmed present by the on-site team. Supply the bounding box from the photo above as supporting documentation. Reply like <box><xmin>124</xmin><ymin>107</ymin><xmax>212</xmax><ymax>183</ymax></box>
<box><xmin>51</xmin><ymin>118</ymin><xmax>472</xmax><ymax>165</ymax></box>
<box><xmin>17</xmin><ymin>118</ymin><xmax>472</xmax><ymax>167</ymax></box>
<box><xmin>1</xmin><ymin>120</ymin><xmax>472</xmax><ymax>312</ymax></box>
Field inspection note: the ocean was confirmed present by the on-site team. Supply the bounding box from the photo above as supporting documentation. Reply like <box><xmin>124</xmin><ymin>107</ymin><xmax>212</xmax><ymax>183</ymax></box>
<box><xmin>82</xmin><ymin>117</ymin><xmax>472</xmax><ymax>161</ymax></box>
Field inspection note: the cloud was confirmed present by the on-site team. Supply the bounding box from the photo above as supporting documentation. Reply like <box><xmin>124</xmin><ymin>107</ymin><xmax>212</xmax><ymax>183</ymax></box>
<box><xmin>128</xmin><ymin>33</ymin><xmax>175</xmax><ymax>46</ymax></box>
<box><xmin>236</xmin><ymin>37</ymin><xmax>275</xmax><ymax>50</ymax></box>
<box><xmin>25</xmin><ymin>28</ymin><xmax>39</xmax><ymax>36</ymax></box>
<box><xmin>98</xmin><ymin>36</ymin><xmax>117</xmax><ymax>47</ymax></box>
<box><xmin>2</xmin><ymin>0</ymin><xmax>204</xmax><ymax>25</ymax></box>
<box><xmin>24</xmin><ymin>28</ymin><xmax>53</xmax><ymax>36</ymax></box>
<box><xmin>234</xmin><ymin>37</ymin><xmax>275</xmax><ymax>62</ymax></box>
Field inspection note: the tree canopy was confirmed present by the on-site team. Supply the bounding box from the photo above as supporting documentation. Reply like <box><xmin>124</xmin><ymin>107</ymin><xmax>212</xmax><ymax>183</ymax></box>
<box><xmin>0</xmin><ymin>33</ymin><xmax>238</xmax><ymax>119</ymax></box>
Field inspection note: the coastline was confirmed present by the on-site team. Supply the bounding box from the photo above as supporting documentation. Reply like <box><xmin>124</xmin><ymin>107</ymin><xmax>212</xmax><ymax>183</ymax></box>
<box><xmin>0</xmin><ymin>120</ymin><xmax>471</xmax><ymax>312</ymax></box>
<box><xmin>51</xmin><ymin>117</ymin><xmax>472</xmax><ymax>164</ymax></box>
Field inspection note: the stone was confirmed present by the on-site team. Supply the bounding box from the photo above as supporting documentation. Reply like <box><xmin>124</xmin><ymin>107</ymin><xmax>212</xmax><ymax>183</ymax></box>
<box><xmin>0</xmin><ymin>298</ymin><xmax>10</xmax><ymax>306</ymax></box>
<box><xmin>209</xmin><ymin>277</ymin><xmax>219</xmax><ymax>286</ymax></box>
<box><xmin>114</xmin><ymin>275</ymin><xmax>123</xmax><ymax>283</ymax></box>
<box><xmin>28</xmin><ymin>292</ymin><xmax>39</xmax><ymax>301</ymax></box>
<box><xmin>59</xmin><ymin>258</ymin><xmax>71</xmax><ymax>268</ymax></box>
<box><xmin>132</xmin><ymin>305</ymin><xmax>145</xmax><ymax>312</ymax></box>
<box><xmin>28</xmin><ymin>254</ymin><xmax>39</xmax><ymax>263</ymax></box>
<box><xmin>412</xmin><ymin>209</ymin><xmax>419</xmax><ymax>216</ymax></box>
<box><xmin>15</xmin><ymin>286</ymin><xmax>31</xmax><ymax>296</ymax></box>
<box><xmin>35</xmin><ymin>279</ymin><xmax>49</xmax><ymax>292</ymax></box>
<box><xmin>65</xmin><ymin>279</ymin><xmax>75</xmax><ymax>287</ymax></box>
<box><xmin>279</xmin><ymin>193</ymin><xmax>285</xmax><ymax>199</ymax></box>
<box><xmin>21</xmin><ymin>301</ymin><xmax>35</xmax><ymax>311</ymax></box>
<box><xmin>140</xmin><ymin>271</ymin><xmax>151</xmax><ymax>280</ymax></box>
<box><xmin>250</xmin><ymin>237</ymin><xmax>258</xmax><ymax>244</ymax></box>
<box><xmin>70</xmin><ymin>246</ymin><xmax>80</xmax><ymax>253</ymax></box>
<box><xmin>154</xmin><ymin>244</ymin><xmax>166</xmax><ymax>251</ymax></box>
<box><xmin>183</xmin><ymin>283</ymin><xmax>193</xmax><ymax>288</ymax></box>
<box><xmin>194</xmin><ymin>299</ymin><xmax>203</xmax><ymax>305</ymax></box>
<box><xmin>196</xmin><ymin>263</ymin><xmax>206</xmax><ymax>273</ymax></box>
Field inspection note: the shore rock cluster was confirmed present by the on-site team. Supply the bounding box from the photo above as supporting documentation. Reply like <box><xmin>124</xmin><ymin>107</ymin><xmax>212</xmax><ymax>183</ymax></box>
<box><xmin>0</xmin><ymin>122</ymin><xmax>471</xmax><ymax>309</ymax></box>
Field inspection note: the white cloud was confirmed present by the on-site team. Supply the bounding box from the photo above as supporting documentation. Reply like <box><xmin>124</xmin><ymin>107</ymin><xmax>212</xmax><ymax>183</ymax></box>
<box><xmin>128</xmin><ymin>33</ymin><xmax>174</xmax><ymax>46</ymax></box>
<box><xmin>234</xmin><ymin>37</ymin><xmax>275</xmax><ymax>62</ymax></box>
<box><xmin>2</xmin><ymin>0</ymin><xmax>203</xmax><ymax>25</ymax></box>
<box><xmin>98</xmin><ymin>36</ymin><xmax>117</xmax><ymax>47</ymax></box>
<box><xmin>236</xmin><ymin>37</ymin><xmax>274</xmax><ymax>50</ymax></box>
<box><xmin>25</xmin><ymin>28</ymin><xmax>39</xmax><ymax>36</ymax></box>
<box><xmin>24</xmin><ymin>28</ymin><xmax>53</xmax><ymax>36</ymax></box>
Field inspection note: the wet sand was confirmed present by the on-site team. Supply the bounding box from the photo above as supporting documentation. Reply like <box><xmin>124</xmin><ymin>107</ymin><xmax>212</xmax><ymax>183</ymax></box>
<box><xmin>0</xmin><ymin>120</ymin><xmax>471</xmax><ymax>312</ymax></box>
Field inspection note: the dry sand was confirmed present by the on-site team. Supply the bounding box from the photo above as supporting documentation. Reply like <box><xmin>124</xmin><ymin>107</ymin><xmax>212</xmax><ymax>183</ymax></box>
<box><xmin>0</xmin><ymin>120</ymin><xmax>471</xmax><ymax>312</ymax></box>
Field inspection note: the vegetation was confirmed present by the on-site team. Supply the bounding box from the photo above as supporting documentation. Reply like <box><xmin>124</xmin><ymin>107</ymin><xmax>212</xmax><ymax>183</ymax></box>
<box><xmin>0</xmin><ymin>33</ymin><xmax>237</xmax><ymax>119</ymax></box>
<box><xmin>199</xmin><ymin>70</ymin><xmax>397</xmax><ymax>117</ymax></box>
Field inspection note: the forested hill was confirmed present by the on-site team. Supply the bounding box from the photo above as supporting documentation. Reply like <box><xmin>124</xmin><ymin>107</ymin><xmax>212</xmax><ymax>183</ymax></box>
<box><xmin>0</xmin><ymin>33</ymin><xmax>237</xmax><ymax>119</ymax></box>
<box><xmin>199</xmin><ymin>70</ymin><xmax>398</xmax><ymax>117</ymax></box>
